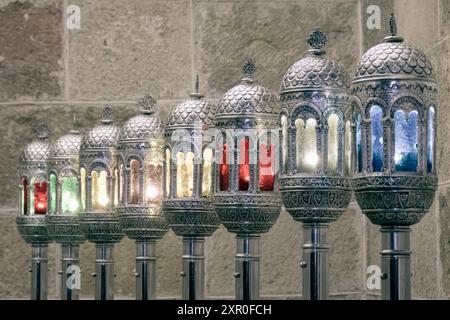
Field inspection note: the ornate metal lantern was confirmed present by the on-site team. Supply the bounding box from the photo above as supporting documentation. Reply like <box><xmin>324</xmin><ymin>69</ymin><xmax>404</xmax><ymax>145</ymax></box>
<box><xmin>352</xmin><ymin>14</ymin><xmax>437</xmax><ymax>300</ymax></box>
<box><xmin>279</xmin><ymin>28</ymin><xmax>352</xmax><ymax>300</ymax></box>
<box><xmin>116</xmin><ymin>95</ymin><xmax>169</xmax><ymax>300</ymax></box>
<box><xmin>16</xmin><ymin>123</ymin><xmax>52</xmax><ymax>300</ymax></box>
<box><xmin>212</xmin><ymin>60</ymin><xmax>282</xmax><ymax>300</ymax></box>
<box><xmin>79</xmin><ymin>105</ymin><xmax>124</xmax><ymax>300</ymax></box>
<box><xmin>46</xmin><ymin>117</ymin><xmax>84</xmax><ymax>300</ymax></box>
<box><xmin>163</xmin><ymin>77</ymin><xmax>220</xmax><ymax>300</ymax></box>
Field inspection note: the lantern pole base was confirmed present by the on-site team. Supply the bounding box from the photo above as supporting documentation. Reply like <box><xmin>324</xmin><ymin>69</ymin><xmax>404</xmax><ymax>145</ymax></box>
<box><xmin>31</xmin><ymin>244</ymin><xmax>48</xmax><ymax>300</ymax></box>
<box><xmin>135</xmin><ymin>240</ymin><xmax>157</xmax><ymax>300</ymax></box>
<box><xmin>59</xmin><ymin>244</ymin><xmax>80</xmax><ymax>300</ymax></box>
<box><xmin>380</xmin><ymin>226</ymin><xmax>411</xmax><ymax>300</ymax></box>
<box><xmin>301</xmin><ymin>223</ymin><xmax>329</xmax><ymax>300</ymax></box>
<box><xmin>181</xmin><ymin>237</ymin><xmax>205</xmax><ymax>300</ymax></box>
<box><xmin>93</xmin><ymin>243</ymin><xmax>115</xmax><ymax>300</ymax></box>
<box><xmin>234</xmin><ymin>234</ymin><xmax>260</xmax><ymax>300</ymax></box>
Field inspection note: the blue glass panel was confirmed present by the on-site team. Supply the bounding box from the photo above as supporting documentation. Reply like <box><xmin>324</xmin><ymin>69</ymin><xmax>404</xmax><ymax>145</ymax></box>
<box><xmin>394</xmin><ymin>110</ymin><xmax>418</xmax><ymax>171</ymax></box>
<box><xmin>427</xmin><ymin>107</ymin><xmax>435</xmax><ymax>173</ymax></box>
<box><xmin>356</xmin><ymin>115</ymin><xmax>363</xmax><ymax>173</ymax></box>
<box><xmin>370</xmin><ymin>106</ymin><xmax>383</xmax><ymax>172</ymax></box>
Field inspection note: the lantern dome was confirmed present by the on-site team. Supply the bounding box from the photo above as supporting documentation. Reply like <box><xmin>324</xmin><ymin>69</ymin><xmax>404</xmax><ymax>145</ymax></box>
<box><xmin>50</xmin><ymin>133</ymin><xmax>82</xmax><ymax>158</ymax></box>
<box><xmin>81</xmin><ymin>106</ymin><xmax>119</xmax><ymax>150</ymax></box>
<box><xmin>20</xmin><ymin>125</ymin><xmax>51</xmax><ymax>163</ymax></box>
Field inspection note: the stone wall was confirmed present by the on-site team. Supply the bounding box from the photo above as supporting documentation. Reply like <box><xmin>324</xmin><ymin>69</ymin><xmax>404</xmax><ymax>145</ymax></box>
<box><xmin>0</xmin><ymin>0</ymin><xmax>448</xmax><ymax>299</ymax></box>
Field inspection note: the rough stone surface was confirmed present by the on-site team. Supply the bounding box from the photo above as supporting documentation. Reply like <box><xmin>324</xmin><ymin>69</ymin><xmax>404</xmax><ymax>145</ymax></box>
<box><xmin>0</xmin><ymin>0</ymin><xmax>63</xmax><ymax>101</ymax></box>
<box><xmin>438</xmin><ymin>185</ymin><xmax>450</xmax><ymax>298</ymax></box>
<box><xmin>360</xmin><ymin>0</ymin><xmax>396</xmax><ymax>51</ymax></box>
<box><xmin>365</xmin><ymin>216</ymin><xmax>381</xmax><ymax>297</ymax></box>
<box><xmin>68</xmin><ymin>0</ymin><xmax>192</xmax><ymax>101</ymax></box>
<box><xmin>192</xmin><ymin>0</ymin><xmax>360</xmax><ymax>98</ymax></box>
<box><xmin>440</xmin><ymin>0</ymin><xmax>450</xmax><ymax>39</ymax></box>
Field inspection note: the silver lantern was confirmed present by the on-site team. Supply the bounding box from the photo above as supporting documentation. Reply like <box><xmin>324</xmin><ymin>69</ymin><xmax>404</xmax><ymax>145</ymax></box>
<box><xmin>79</xmin><ymin>105</ymin><xmax>124</xmax><ymax>300</ymax></box>
<box><xmin>16</xmin><ymin>123</ymin><xmax>52</xmax><ymax>300</ymax></box>
<box><xmin>116</xmin><ymin>95</ymin><xmax>169</xmax><ymax>300</ymax></box>
<box><xmin>212</xmin><ymin>59</ymin><xmax>282</xmax><ymax>300</ymax></box>
<box><xmin>46</xmin><ymin>116</ymin><xmax>84</xmax><ymax>300</ymax></box>
<box><xmin>352</xmin><ymin>14</ymin><xmax>437</xmax><ymax>300</ymax></box>
<box><xmin>279</xmin><ymin>28</ymin><xmax>352</xmax><ymax>300</ymax></box>
<box><xmin>163</xmin><ymin>77</ymin><xmax>220</xmax><ymax>300</ymax></box>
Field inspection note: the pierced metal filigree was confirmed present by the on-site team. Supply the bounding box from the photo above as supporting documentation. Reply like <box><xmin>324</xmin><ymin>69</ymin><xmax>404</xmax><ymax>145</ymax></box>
<box><xmin>242</xmin><ymin>57</ymin><xmax>256</xmax><ymax>79</ymax></box>
<box><xmin>101</xmin><ymin>105</ymin><xmax>114</xmax><ymax>123</ymax></box>
<box><xmin>138</xmin><ymin>95</ymin><xmax>157</xmax><ymax>114</ymax></box>
<box><xmin>307</xmin><ymin>27</ymin><xmax>327</xmax><ymax>50</ymax></box>
<box><xmin>35</xmin><ymin>123</ymin><xmax>49</xmax><ymax>139</ymax></box>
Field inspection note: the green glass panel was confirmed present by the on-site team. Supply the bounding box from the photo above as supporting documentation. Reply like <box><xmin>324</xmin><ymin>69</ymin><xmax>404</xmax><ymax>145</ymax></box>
<box><xmin>49</xmin><ymin>174</ymin><xmax>57</xmax><ymax>214</ymax></box>
<box><xmin>61</xmin><ymin>176</ymin><xmax>79</xmax><ymax>214</ymax></box>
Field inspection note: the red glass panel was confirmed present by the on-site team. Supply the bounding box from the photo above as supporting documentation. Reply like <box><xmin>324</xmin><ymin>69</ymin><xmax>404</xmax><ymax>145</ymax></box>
<box><xmin>238</xmin><ymin>138</ymin><xmax>250</xmax><ymax>191</ymax></box>
<box><xmin>219</xmin><ymin>143</ymin><xmax>229</xmax><ymax>191</ymax></box>
<box><xmin>259</xmin><ymin>144</ymin><xmax>275</xmax><ymax>191</ymax></box>
<box><xmin>22</xmin><ymin>178</ymin><xmax>28</xmax><ymax>215</ymax></box>
<box><xmin>34</xmin><ymin>181</ymin><xmax>47</xmax><ymax>214</ymax></box>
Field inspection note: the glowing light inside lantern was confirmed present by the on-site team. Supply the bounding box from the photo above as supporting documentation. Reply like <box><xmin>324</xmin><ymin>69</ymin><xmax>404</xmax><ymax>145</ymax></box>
<box><xmin>146</xmin><ymin>185</ymin><xmax>159</xmax><ymax>200</ymax></box>
<box><xmin>304</xmin><ymin>152</ymin><xmax>318</xmax><ymax>167</ymax></box>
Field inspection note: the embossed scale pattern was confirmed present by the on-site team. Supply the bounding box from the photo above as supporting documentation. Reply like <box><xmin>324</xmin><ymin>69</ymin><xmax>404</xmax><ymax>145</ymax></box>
<box><xmin>281</xmin><ymin>56</ymin><xmax>349</xmax><ymax>91</ymax></box>
<box><xmin>217</xmin><ymin>82</ymin><xmax>278</xmax><ymax>116</ymax></box>
<box><xmin>21</xmin><ymin>140</ymin><xmax>51</xmax><ymax>162</ymax></box>
<box><xmin>120</xmin><ymin>115</ymin><xmax>163</xmax><ymax>140</ymax></box>
<box><xmin>355</xmin><ymin>42</ymin><xmax>433</xmax><ymax>79</ymax></box>
<box><xmin>50</xmin><ymin>134</ymin><xmax>82</xmax><ymax>157</ymax></box>
<box><xmin>81</xmin><ymin>125</ymin><xmax>120</xmax><ymax>149</ymax></box>
<box><xmin>167</xmin><ymin>99</ymin><xmax>215</xmax><ymax>127</ymax></box>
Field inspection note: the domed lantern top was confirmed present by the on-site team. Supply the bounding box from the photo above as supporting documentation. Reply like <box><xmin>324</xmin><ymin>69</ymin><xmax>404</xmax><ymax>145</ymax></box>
<box><xmin>79</xmin><ymin>105</ymin><xmax>120</xmax><ymax>215</ymax></box>
<box><xmin>351</xmin><ymin>14</ymin><xmax>437</xmax><ymax>226</ymax></box>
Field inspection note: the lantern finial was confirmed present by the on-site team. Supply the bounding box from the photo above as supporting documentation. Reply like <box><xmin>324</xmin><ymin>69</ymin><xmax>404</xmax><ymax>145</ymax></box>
<box><xmin>307</xmin><ymin>27</ymin><xmax>327</xmax><ymax>54</ymax></box>
<box><xmin>242</xmin><ymin>57</ymin><xmax>256</xmax><ymax>82</ymax></box>
<box><xmin>70</xmin><ymin>114</ymin><xmax>80</xmax><ymax>134</ymax></box>
<box><xmin>139</xmin><ymin>95</ymin><xmax>157</xmax><ymax>114</ymax></box>
<box><xmin>35</xmin><ymin>122</ymin><xmax>49</xmax><ymax>140</ymax></box>
<box><xmin>389</xmin><ymin>13</ymin><xmax>397</xmax><ymax>36</ymax></box>
<box><xmin>101</xmin><ymin>105</ymin><xmax>114</xmax><ymax>124</ymax></box>
<box><xmin>190</xmin><ymin>74</ymin><xmax>204</xmax><ymax>99</ymax></box>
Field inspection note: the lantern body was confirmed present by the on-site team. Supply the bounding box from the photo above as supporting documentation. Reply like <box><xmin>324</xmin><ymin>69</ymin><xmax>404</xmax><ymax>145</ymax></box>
<box><xmin>116</xmin><ymin>97</ymin><xmax>169</xmax><ymax>241</ymax></box>
<box><xmin>46</xmin><ymin>131</ymin><xmax>84</xmax><ymax>244</ymax></box>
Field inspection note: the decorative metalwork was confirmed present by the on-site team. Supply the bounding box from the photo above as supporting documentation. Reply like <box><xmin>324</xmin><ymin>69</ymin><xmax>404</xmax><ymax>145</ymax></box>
<box><xmin>307</xmin><ymin>27</ymin><xmax>327</xmax><ymax>50</ymax></box>
<box><xmin>351</xmin><ymin>14</ymin><xmax>437</xmax><ymax>300</ymax></box>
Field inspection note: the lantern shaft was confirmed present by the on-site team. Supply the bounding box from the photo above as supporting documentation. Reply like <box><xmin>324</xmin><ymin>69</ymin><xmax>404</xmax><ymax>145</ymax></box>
<box><xmin>135</xmin><ymin>241</ymin><xmax>157</xmax><ymax>300</ymax></box>
<box><xmin>381</xmin><ymin>226</ymin><xmax>411</xmax><ymax>300</ymax></box>
<box><xmin>31</xmin><ymin>244</ymin><xmax>48</xmax><ymax>300</ymax></box>
<box><xmin>94</xmin><ymin>244</ymin><xmax>115</xmax><ymax>300</ymax></box>
<box><xmin>235</xmin><ymin>235</ymin><xmax>260</xmax><ymax>300</ymax></box>
<box><xmin>60</xmin><ymin>244</ymin><xmax>80</xmax><ymax>300</ymax></box>
<box><xmin>182</xmin><ymin>237</ymin><xmax>205</xmax><ymax>300</ymax></box>
<box><xmin>301</xmin><ymin>223</ymin><xmax>329</xmax><ymax>300</ymax></box>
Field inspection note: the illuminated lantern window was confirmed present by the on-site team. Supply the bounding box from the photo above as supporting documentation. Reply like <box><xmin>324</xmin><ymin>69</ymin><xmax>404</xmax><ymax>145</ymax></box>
<box><xmin>49</xmin><ymin>173</ymin><xmax>57</xmax><ymax>214</ymax></box>
<box><xmin>119</xmin><ymin>164</ymin><xmax>124</xmax><ymax>203</ymax></box>
<box><xmin>296</xmin><ymin>118</ymin><xmax>318</xmax><ymax>173</ymax></box>
<box><xmin>185</xmin><ymin>152</ymin><xmax>194</xmax><ymax>197</ymax></box>
<box><xmin>427</xmin><ymin>106</ymin><xmax>435</xmax><ymax>173</ymax></box>
<box><xmin>61</xmin><ymin>174</ymin><xmax>79</xmax><ymax>214</ymax></box>
<box><xmin>238</xmin><ymin>137</ymin><xmax>250</xmax><ymax>191</ymax></box>
<box><xmin>145</xmin><ymin>149</ymin><xmax>163</xmax><ymax>204</ymax></box>
<box><xmin>80</xmin><ymin>167</ymin><xmax>86</xmax><ymax>210</ymax></box>
<box><xmin>281</xmin><ymin>115</ymin><xmax>288</xmax><ymax>171</ymax></box>
<box><xmin>345</xmin><ymin>120</ymin><xmax>352</xmax><ymax>175</ymax></box>
<box><xmin>219</xmin><ymin>143</ymin><xmax>229</xmax><ymax>191</ymax></box>
<box><xmin>327</xmin><ymin>114</ymin><xmax>339</xmax><ymax>171</ymax></box>
<box><xmin>370</xmin><ymin>105</ymin><xmax>383</xmax><ymax>172</ymax></box>
<box><xmin>202</xmin><ymin>148</ymin><xmax>213</xmax><ymax>197</ymax></box>
<box><xmin>259</xmin><ymin>143</ymin><xmax>275</xmax><ymax>191</ymax></box>
<box><xmin>21</xmin><ymin>178</ymin><xmax>28</xmax><ymax>215</ymax></box>
<box><xmin>165</xmin><ymin>149</ymin><xmax>171</xmax><ymax>197</ymax></box>
<box><xmin>355</xmin><ymin>114</ymin><xmax>363</xmax><ymax>173</ymax></box>
<box><xmin>394</xmin><ymin>110</ymin><xmax>418</xmax><ymax>172</ymax></box>
<box><xmin>114</xmin><ymin>169</ymin><xmax>119</xmax><ymax>206</ymax></box>
<box><xmin>176</xmin><ymin>152</ymin><xmax>185</xmax><ymax>197</ymax></box>
<box><xmin>92</xmin><ymin>170</ymin><xmax>108</xmax><ymax>210</ymax></box>
<box><xmin>34</xmin><ymin>179</ymin><xmax>47</xmax><ymax>214</ymax></box>
<box><xmin>130</xmin><ymin>159</ymin><xmax>140</xmax><ymax>204</ymax></box>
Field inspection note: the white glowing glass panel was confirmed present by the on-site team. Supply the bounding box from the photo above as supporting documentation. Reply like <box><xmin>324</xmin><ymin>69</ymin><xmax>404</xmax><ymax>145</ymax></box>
<box><xmin>165</xmin><ymin>149</ymin><xmax>171</xmax><ymax>197</ymax></box>
<box><xmin>427</xmin><ymin>107</ymin><xmax>435</xmax><ymax>173</ymax></box>
<box><xmin>202</xmin><ymin>148</ymin><xmax>213</xmax><ymax>197</ymax></box>
<box><xmin>345</xmin><ymin>120</ymin><xmax>352</xmax><ymax>175</ymax></box>
<box><xmin>130</xmin><ymin>159</ymin><xmax>140</xmax><ymax>204</ymax></box>
<box><xmin>92</xmin><ymin>170</ymin><xmax>108</xmax><ymax>210</ymax></box>
<box><xmin>281</xmin><ymin>115</ymin><xmax>288</xmax><ymax>170</ymax></box>
<box><xmin>327</xmin><ymin>114</ymin><xmax>339</xmax><ymax>171</ymax></box>
<box><xmin>80</xmin><ymin>168</ymin><xmax>86</xmax><ymax>210</ymax></box>
<box><xmin>370</xmin><ymin>105</ymin><xmax>383</xmax><ymax>172</ymax></box>
<box><xmin>296</xmin><ymin>118</ymin><xmax>318</xmax><ymax>173</ymax></box>
<box><xmin>394</xmin><ymin>110</ymin><xmax>418</xmax><ymax>172</ymax></box>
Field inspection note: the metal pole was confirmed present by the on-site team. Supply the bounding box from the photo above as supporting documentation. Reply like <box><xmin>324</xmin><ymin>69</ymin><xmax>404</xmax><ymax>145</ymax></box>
<box><xmin>135</xmin><ymin>241</ymin><xmax>157</xmax><ymax>300</ymax></box>
<box><xmin>59</xmin><ymin>244</ymin><xmax>80</xmax><ymax>300</ymax></box>
<box><xmin>93</xmin><ymin>244</ymin><xmax>115</xmax><ymax>300</ymax></box>
<box><xmin>234</xmin><ymin>234</ymin><xmax>260</xmax><ymax>300</ymax></box>
<box><xmin>380</xmin><ymin>226</ymin><xmax>411</xmax><ymax>300</ymax></box>
<box><xmin>181</xmin><ymin>237</ymin><xmax>205</xmax><ymax>300</ymax></box>
<box><xmin>31</xmin><ymin>244</ymin><xmax>48</xmax><ymax>300</ymax></box>
<box><xmin>301</xmin><ymin>223</ymin><xmax>329</xmax><ymax>300</ymax></box>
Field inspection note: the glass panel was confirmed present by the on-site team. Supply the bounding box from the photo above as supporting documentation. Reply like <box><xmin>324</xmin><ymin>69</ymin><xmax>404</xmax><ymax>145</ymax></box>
<box><xmin>327</xmin><ymin>114</ymin><xmax>339</xmax><ymax>171</ymax></box>
<box><xmin>296</xmin><ymin>118</ymin><xmax>318</xmax><ymax>173</ymax></box>
<box><xmin>49</xmin><ymin>173</ymin><xmax>57</xmax><ymax>214</ymax></box>
<box><xmin>395</xmin><ymin>110</ymin><xmax>418</xmax><ymax>171</ymax></box>
<box><xmin>34</xmin><ymin>179</ymin><xmax>47</xmax><ymax>214</ymax></box>
<box><xmin>238</xmin><ymin>137</ymin><xmax>250</xmax><ymax>191</ymax></box>
<box><xmin>259</xmin><ymin>143</ymin><xmax>275</xmax><ymax>191</ymax></box>
<box><xmin>165</xmin><ymin>149</ymin><xmax>171</xmax><ymax>197</ymax></box>
<box><xmin>202</xmin><ymin>148</ymin><xmax>213</xmax><ymax>197</ymax></box>
<box><xmin>219</xmin><ymin>143</ymin><xmax>229</xmax><ymax>191</ymax></box>
<box><xmin>130</xmin><ymin>159</ymin><xmax>140</xmax><ymax>204</ymax></box>
<box><xmin>185</xmin><ymin>152</ymin><xmax>194</xmax><ymax>197</ymax></box>
<box><xmin>176</xmin><ymin>152</ymin><xmax>185</xmax><ymax>197</ymax></box>
<box><xmin>30</xmin><ymin>178</ymin><xmax>35</xmax><ymax>215</ymax></box>
<box><xmin>80</xmin><ymin>168</ymin><xmax>86</xmax><ymax>210</ymax></box>
<box><xmin>92</xmin><ymin>170</ymin><xmax>108</xmax><ymax>210</ymax></box>
<box><xmin>370</xmin><ymin>105</ymin><xmax>383</xmax><ymax>172</ymax></box>
<box><xmin>345</xmin><ymin>121</ymin><xmax>352</xmax><ymax>175</ymax></box>
<box><xmin>21</xmin><ymin>178</ymin><xmax>28</xmax><ymax>215</ymax></box>
<box><xmin>427</xmin><ymin>107</ymin><xmax>435</xmax><ymax>173</ymax></box>
<box><xmin>114</xmin><ymin>169</ymin><xmax>118</xmax><ymax>206</ymax></box>
<box><xmin>119</xmin><ymin>164</ymin><xmax>124</xmax><ymax>204</ymax></box>
<box><xmin>61</xmin><ymin>175</ymin><xmax>79</xmax><ymax>214</ymax></box>
<box><xmin>281</xmin><ymin>115</ymin><xmax>288</xmax><ymax>170</ymax></box>
<box><xmin>356</xmin><ymin>115</ymin><xmax>362</xmax><ymax>173</ymax></box>
<box><xmin>145</xmin><ymin>162</ymin><xmax>163</xmax><ymax>204</ymax></box>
